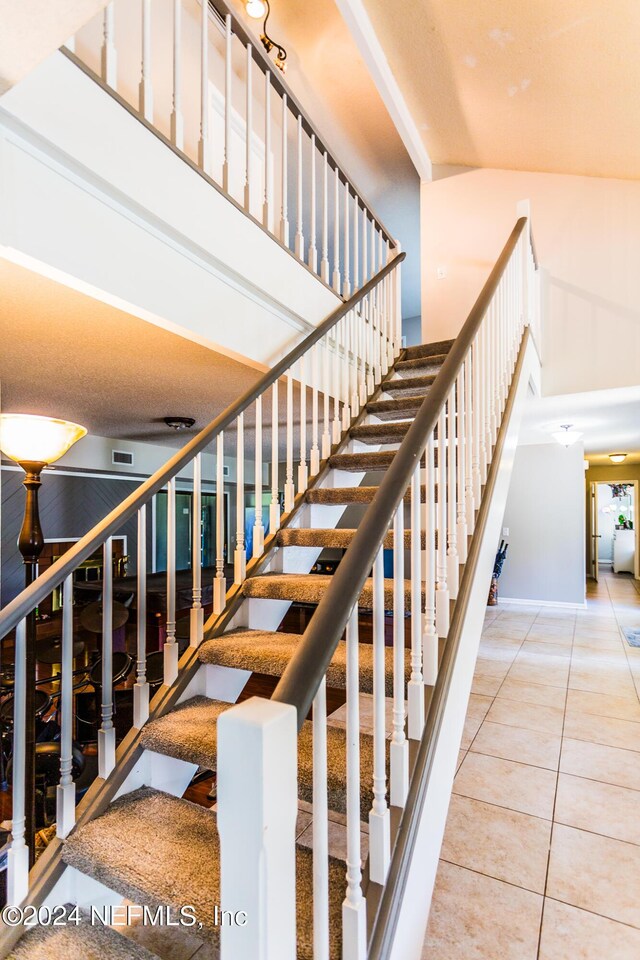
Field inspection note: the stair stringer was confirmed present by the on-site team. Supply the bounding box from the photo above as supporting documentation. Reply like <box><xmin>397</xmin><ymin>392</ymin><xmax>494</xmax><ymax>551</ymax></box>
<box><xmin>380</xmin><ymin>331</ymin><xmax>541</xmax><ymax>960</ymax></box>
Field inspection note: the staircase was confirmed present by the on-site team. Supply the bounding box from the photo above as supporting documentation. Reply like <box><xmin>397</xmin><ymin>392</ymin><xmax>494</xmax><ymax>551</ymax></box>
<box><xmin>0</xmin><ymin>212</ymin><xmax>541</xmax><ymax>960</ymax></box>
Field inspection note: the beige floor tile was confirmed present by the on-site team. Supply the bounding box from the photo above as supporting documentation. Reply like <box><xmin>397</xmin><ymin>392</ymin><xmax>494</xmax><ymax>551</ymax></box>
<box><xmin>297</xmin><ymin>817</ymin><xmax>368</xmax><ymax>861</ymax></box>
<box><xmin>422</xmin><ymin>861</ymin><xmax>543</xmax><ymax>960</ymax></box>
<box><xmin>454</xmin><ymin>752</ymin><xmax>557</xmax><ymax>819</ymax></box>
<box><xmin>498</xmin><ymin>678</ymin><xmax>566</xmax><ymax>708</ymax></box>
<box><xmin>474</xmin><ymin>657</ymin><xmax>511</xmax><ymax>679</ymax></box>
<box><xmin>547</xmin><ymin>824</ymin><xmax>640</xmax><ymax>927</ymax></box>
<box><xmin>563</xmin><ymin>711</ymin><xmax>640</xmax><ymax>751</ymax></box>
<box><xmin>478</xmin><ymin>640</ymin><xmax>520</xmax><ymax>662</ymax></box>
<box><xmin>467</xmin><ymin>693</ymin><xmax>494</xmax><ymax>720</ymax></box>
<box><xmin>117</xmin><ymin>913</ymin><xmax>206</xmax><ymax>960</ymax></box>
<box><xmin>506</xmin><ymin>660</ymin><xmax>569</xmax><ymax>688</ymax></box>
<box><xmin>573</xmin><ymin>633</ymin><xmax>623</xmax><ymax>651</ymax></box>
<box><xmin>488</xmin><ymin>697</ymin><xmax>565</xmax><ymax>735</ymax></box>
<box><xmin>523</xmin><ymin>632</ymin><xmax>573</xmax><ymax>647</ymax></box>
<box><xmin>460</xmin><ymin>714</ymin><xmax>483</xmax><ymax>750</ymax></box>
<box><xmin>520</xmin><ymin>640</ymin><xmax>572</xmax><ymax>659</ymax></box>
<box><xmin>555</xmin><ymin>773</ymin><xmax>640</xmax><ymax>845</ymax></box>
<box><xmin>565</xmin><ymin>688</ymin><xmax>640</xmax><ymax>722</ymax></box>
<box><xmin>539</xmin><ymin>899</ymin><xmax>640</xmax><ymax>960</ymax></box>
<box><xmin>568</xmin><ymin>663</ymin><xmax>637</xmax><ymax>700</ymax></box>
<box><xmin>471</xmin><ymin>721</ymin><xmax>561</xmax><ymax>770</ymax></box>
<box><xmin>571</xmin><ymin>646</ymin><xmax>627</xmax><ymax>665</ymax></box>
<box><xmin>560</xmin><ymin>738</ymin><xmax>640</xmax><ymax>792</ymax></box>
<box><xmin>471</xmin><ymin>675</ymin><xmax>503</xmax><ymax>696</ymax></box>
<box><xmin>440</xmin><ymin>795</ymin><xmax>551</xmax><ymax>893</ymax></box>
<box><xmin>482</xmin><ymin>624</ymin><xmax>530</xmax><ymax>641</ymax></box>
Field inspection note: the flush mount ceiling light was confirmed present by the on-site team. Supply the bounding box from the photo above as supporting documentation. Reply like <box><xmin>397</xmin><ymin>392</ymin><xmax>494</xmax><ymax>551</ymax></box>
<box><xmin>244</xmin><ymin>0</ymin><xmax>287</xmax><ymax>72</ymax></box>
<box><xmin>609</xmin><ymin>453</ymin><xmax>627</xmax><ymax>464</ymax></box>
<box><xmin>164</xmin><ymin>417</ymin><xmax>196</xmax><ymax>431</ymax></box>
<box><xmin>552</xmin><ymin>423</ymin><xmax>583</xmax><ymax>448</ymax></box>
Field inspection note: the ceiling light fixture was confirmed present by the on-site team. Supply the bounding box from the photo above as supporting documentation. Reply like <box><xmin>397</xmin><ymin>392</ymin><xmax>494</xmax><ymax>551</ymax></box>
<box><xmin>552</xmin><ymin>424</ymin><xmax>582</xmax><ymax>448</ymax></box>
<box><xmin>244</xmin><ymin>0</ymin><xmax>287</xmax><ymax>72</ymax></box>
<box><xmin>164</xmin><ymin>417</ymin><xmax>196</xmax><ymax>431</ymax></box>
<box><xmin>609</xmin><ymin>453</ymin><xmax>627</xmax><ymax>464</ymax></box>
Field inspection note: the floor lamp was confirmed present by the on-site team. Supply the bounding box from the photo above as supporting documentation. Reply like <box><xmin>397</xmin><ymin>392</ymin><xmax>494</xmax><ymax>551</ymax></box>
<box><xmin>0</xmin><ymin>414</ymin><xmax>86</xmax><ymax>866</ymax></box>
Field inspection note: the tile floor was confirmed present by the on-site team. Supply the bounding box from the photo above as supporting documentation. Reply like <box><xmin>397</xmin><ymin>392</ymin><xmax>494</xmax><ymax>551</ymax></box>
<box><xmin>422</xmin><ymin>573</ymin><xmax>640</xmax><ymax>960</ymax></box>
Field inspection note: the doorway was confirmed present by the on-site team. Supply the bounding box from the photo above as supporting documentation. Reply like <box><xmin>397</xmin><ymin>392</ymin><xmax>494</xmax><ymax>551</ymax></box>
<box><xmin>589</xmin><ymin>480</ymin><xmax>639</xmax><ymax>581</ymax></box>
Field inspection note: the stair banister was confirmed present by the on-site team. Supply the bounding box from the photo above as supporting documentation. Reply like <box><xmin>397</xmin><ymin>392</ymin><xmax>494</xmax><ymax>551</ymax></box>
<box><xmin>0</xmin><ymin>253</ymin><xmax>405</xmax><ymax>645</ymax></box>
<box><xmin>271</xmin><ymin>218</ymin><xmax>528</xmax><ymax>727</ymax></box>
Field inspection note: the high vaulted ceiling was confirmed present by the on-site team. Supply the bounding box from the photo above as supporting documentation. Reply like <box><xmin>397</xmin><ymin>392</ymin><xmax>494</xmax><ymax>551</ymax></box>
<box><xmin>362</xmin><ymin>0</ymin><xmax>640</xmax><ymax>179</ymax></box>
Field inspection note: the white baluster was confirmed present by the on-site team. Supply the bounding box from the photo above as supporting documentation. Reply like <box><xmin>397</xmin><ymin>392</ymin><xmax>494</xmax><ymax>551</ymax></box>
<box><xmin>313</xmin><ymin>678</ymin><xmax>329</xmax><ymax>960</ymax></box>
<box><xmin>320</xmin><ymin>152</ymin><xmax>330</xmax><ymax>283</ymax></box>
<box><xmin>170</xmin><ymin>0</ymin><xmax>183</xmax><ymax>149</ymax></box>
<box><xmin>235</xmin><ymin>413</ymin><xmax>246</xmax><ymax>583</ymax></box>
<box><xmin>134</xmin><ymin>505</ymin><xmax>149</xmax><ymax>726</ymax></box>
<box><xmin>362</xmin><ymin>207</ymin><xmax>368</xmax><ymax>287</ymax></box>
<box><xmin>190</xmin><ymin>454</ymin><xmax>204</xmax><ymax>645</ymax></box>
<box><xmin>435</xmin><ymin>409</ymin><xmax>450</xmax><ymax>637</ymax></box>
<box><xmin>99</xmin><ymin>537</ymin><xmax>116</xmax><ymax>778</ymax></box>
<box><xmin>221</xmin><ymin>14</ymin><xmax>231</xmax><ymax>187</ymax></box>
<box><xmin>7</xmin><ymin>619</ymin><xmax>28</xmax><ymax>905</ymax></box>
<box><xmin>365</xmin><ymin>295</ymin><xmax>374</xmax><ymax>395</ymax></box>
<box><xmin>350</xmin><ymin>310</ymin><xmax>359</xmax><ymax>417</ymax></box>
<box><xmin>263</xmin><ymin>72</ymin><xmax>271</xmax><ymax>229</ymax></box>
<box><xmin>341</xmin><ymin>318</ymin><xmax>351</xmax><ymax>430</ymax></box>
<box><xmin>139</xmin><ymin>0</ymin><xmax>153</xmax><ymax>122</ymax></box>
<box><xmin>369</xmin><ymin>548</ymin><xmax>390</xmax><ymax>884</ymax></box>
<box><xmin>214</xmin><ymin>432</ymin><xmax>226</xmax><ymax>614</ymax></box>
<box><xmin>164</xmin><ymin>478</ymin><xmax>178</xmax><ymax>685</ymax></box>
<box><xmin>322</xmin><ymin>337</ymin><xmax>331</xmax><ymax>459</ymax></box>
<box><xmin>332</xmin><ymin>166</ymin><xmax>341</xmax><ymax>293</ymax></box>
<box><xmin>464</xmin><ymin>350</ymin><xmax>475</xmax><ymax>530</ymax></box>
<box><xmin>56</xmin><ymin>576</ymin><xmax>75</xmax><ymax>838</ymax></box>
<box><xmin>447</xmin><ymin>386</ymin><xmax>459</xmax><ymax>599</ymax></box>
<box><xmin>353</xmin><ymin>195</ymin><xmax>360</xmax><ymax>293</ymax></box>
<box><xmin>101</xmin><ymin>2</ymin><xmax>117</xmax><ymax>88</ymax></box>
<box><xmin>409</xmin><ymin>465</ymin><xmax>425</xmax><ymax>739</ymax></box>
<box><xmin>391</xmin><ymin>506</ymin><xmax>409</xmax><ymax>806</ymax></box>
<box><xmin>423</xmin><ymin>436</ymin><xmax>438</xmax><ymax>684</ymax></box>
<box><xmin>285</xmin><ymin>373</ymin><xmax>295</xmax><ymax>512</ymax></box>
<box><xmin>298</xmin><ymin>354</ymin><xmax>308</xmax><ymax>492</ymax></box>
<box><xmin>199</xmin><ymin>3</ymin><xmax>212</xmax><ymax>172</ymax></box>
<box><xmin>295</xmin><ymin>114</ymin><xmax>304</xmax><ymax>259</ymax></box>
<box><xmin>332</xmin><ymin>324</ymin><xmax>342</xmax><ymax>443</ymax></box>
<box><xmin>270</xmin><ymin>380</ymin><xmax>281</xmax><ymax>532</ymax></box>
<box><xmin>471</xmin><ymin>335</ymin><xmax>482</xmax><ymax>505</ymax></box>
<box><xmin>308</xmin><ymin>135</ymin><xmax>318</xmax><ymax>273</ymax></box>
<box><xmin>343</xmin><ymin>181</ymin><xmax>351</xmax><ymax>298</ymax></box>
<box><xmin>253</xmin><ymin>396</ymin><xmax>265</xmax><ymax>558</ymax></box>
<box><xmin>478</xmin><ymin>323</ymin><xmax>488</xmax><ymax>482</ymax></box>
<box><xmin>310</xmin><ymin>344</ymin><xmax>320</xmax><ymax>475</ymax></box>
<box><xmin>343</xmin><ymin>606</ymin><xmax>367</xmax><ymax>957</ymax></box>
<box><xmin>456</xmin><ymin>367</ymin><xmax>468</xmax><ymax>564</ymax></box>
<box><xmin>280</xmin><ymin>95</ymin><xmax>289</xmax><ymax>246</ymax></box>
<box><xmin>244</xmin><ymin>43</ymin><xmax>253</xmax><ymax>212</ymax></box>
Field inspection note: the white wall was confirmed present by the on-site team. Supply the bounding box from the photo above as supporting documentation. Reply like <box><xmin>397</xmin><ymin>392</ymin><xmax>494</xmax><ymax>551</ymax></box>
<box><xmin>421</xmin><ymin>168</ymin><xmax>640</xmax><ymax>398</ymax></box>
<box><xmin>499</xmin><ymin>441</ymin><xmax>586</xmax><ymax>605</ymax></box>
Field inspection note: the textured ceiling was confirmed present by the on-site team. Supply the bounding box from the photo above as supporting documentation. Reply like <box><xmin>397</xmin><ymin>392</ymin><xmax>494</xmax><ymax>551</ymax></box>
<box><xmin>362</xmin><ymin>0</ymin><xmax>640</xmax><ymax>179</ymax></box>
<box><xmin>518</xmin><ymin>386</ymin><xmax>640</xmax><ymax>464</ymax></box>
<box><xmin>0</xmin><ymin>259</ymin><xmax>267</xmax><ymax>448</ymax></box>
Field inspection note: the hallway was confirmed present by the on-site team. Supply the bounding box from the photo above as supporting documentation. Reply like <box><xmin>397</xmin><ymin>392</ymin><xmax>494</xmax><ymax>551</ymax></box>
<box><xmin>422</xmin><ymin>573</ymin><xmax>640</xmax><ymax>959</ymax></box>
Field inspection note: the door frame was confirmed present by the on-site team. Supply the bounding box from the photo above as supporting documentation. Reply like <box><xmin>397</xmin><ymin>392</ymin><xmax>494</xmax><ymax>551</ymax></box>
<box><xmin>590</xmin><ymin>479</ymin><xmax>639</xmax><ymax>581</ymax></box>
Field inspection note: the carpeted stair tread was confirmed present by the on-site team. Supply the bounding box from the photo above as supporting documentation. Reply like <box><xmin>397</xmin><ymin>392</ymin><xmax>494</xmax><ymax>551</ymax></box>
<box><xmin>140</xmin><ymin>696</ymin><xmax>231</xmax><ymax>769</ymax></box>
<box><xmin>367</xmin><ymin>395</ymin><xmax>428</xmax><ymax>419</ymax></box>
<box><xmin>199</xmin><ymin>629</ymin><xmax>405</xmax><ymax>695</ymax></box>
<box><xmin>350</xmin><ymin>421</ymin><xmax>410</xmax><ymax>444</ymax></box>
<box><xmin>329</xmin><ymin>451</ymin><xmax>396</xmax><ymax>472</ymax></box>
<box><xmin>8</xmin><ymin>919</ymin><xmax>159</xmax><ymax>960</ymax></box>
<box><xmin>403</xmin><ymin>339</ymin><xmax>455</xmax><ymax>361</ymax></box>
<box><xmin>61</xmin><ymin>787</ymin><xmax>344</xmax><ymax>959</ymax></box>
<box><xmin>243</xmin><ymin>573</ymin><xmax>421</xmax><ymax>609</ymax></box>
<box><xmin>277</xmin><ymin>527</ymin><xmax>425</xmax><ymax>549</ymax></box>
<box><xmin>382</xmin><ymin>374</ymin><xmax>437</xmax><ymax>396</ymax></box>
<box><xmin>306</xmin><ymin>485</ymin><xmax>434</xmax><ymax>504</ymax></box>
<box><xmin>394</xmin><ymin>354</ymin><xmax>448</xmax><ymax>373</ymax></box>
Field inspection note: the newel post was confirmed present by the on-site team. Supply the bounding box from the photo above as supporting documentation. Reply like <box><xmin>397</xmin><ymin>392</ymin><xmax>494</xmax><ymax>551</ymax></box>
<box><xmin>217</xmin><ymin>697</ymin><xmax>298</xmax><ymax>960</ymax></box>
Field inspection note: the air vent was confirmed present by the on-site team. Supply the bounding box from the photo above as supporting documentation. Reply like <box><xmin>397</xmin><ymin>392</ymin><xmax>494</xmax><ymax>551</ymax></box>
<box><xmin>112</xmin><ymin>450</ymin><xmax>134</xmax><ymax>467</ymax></box>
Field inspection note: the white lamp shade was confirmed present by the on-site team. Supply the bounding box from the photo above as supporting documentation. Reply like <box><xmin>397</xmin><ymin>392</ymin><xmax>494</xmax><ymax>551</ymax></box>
<box><xmin>552</xmin><ymin>427</ymin><xmax>582</xmax><ymax>447</ymax></box>
<box><xmin>245</xmin><ymin>0</ymin><xmax>267</xmax><ymax>17</ymax></box>
<box><xmin>0</xmin><ymin>414</ymin><xmax>87</xmax><ymax>465</ymax></box>
<box><xmin>609</xmin><ymin>453</ymin><xmax>627</xmax><ymax>464</ymax></box>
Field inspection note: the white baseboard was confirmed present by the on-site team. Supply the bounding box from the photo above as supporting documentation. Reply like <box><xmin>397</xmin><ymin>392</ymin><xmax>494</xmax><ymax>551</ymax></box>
<box><xmin>499</xmin><ymin>596</ymin><xmax>588</xmax><ymax>610</ymax></box>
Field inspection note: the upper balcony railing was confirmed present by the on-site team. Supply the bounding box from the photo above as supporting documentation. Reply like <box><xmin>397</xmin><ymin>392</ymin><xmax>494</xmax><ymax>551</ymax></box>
<box><xmin>65</xmin><ymin>0</ymin><xmax>396</xmax><ymax>296</ymax></box>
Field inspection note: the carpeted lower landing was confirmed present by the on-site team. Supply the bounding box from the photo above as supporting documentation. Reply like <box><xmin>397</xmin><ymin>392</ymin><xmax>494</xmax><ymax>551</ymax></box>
<box><xmin>62</xmin><ymin>788</ymin><xmax>344</xmax><ymax>960</ymax></box>
<box><xmin>8</xmin><ymin>915</ymin><xmax>160</xmax><ymax>960</ymax></box>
